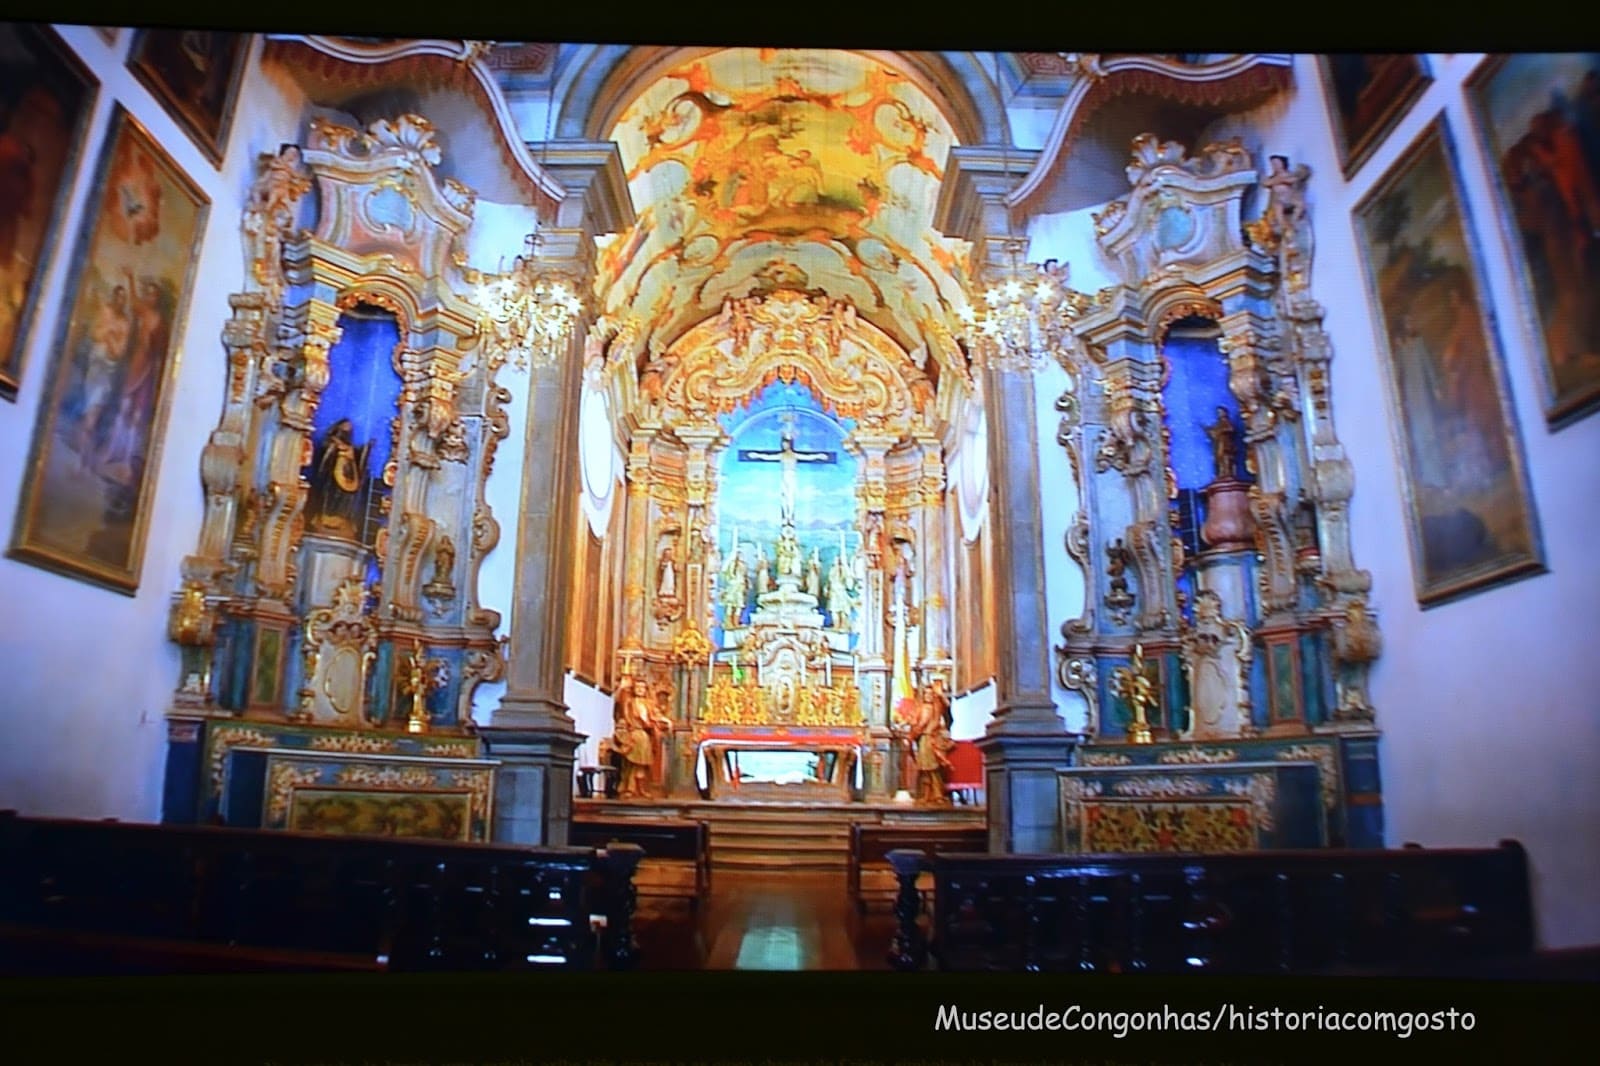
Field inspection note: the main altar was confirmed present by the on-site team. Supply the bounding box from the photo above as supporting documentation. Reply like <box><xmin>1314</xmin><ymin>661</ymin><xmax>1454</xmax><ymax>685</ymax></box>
<box><xmin>581</xmin><ymin>281</ymin><xmax>974</xmax><ymax>811</ymax></box>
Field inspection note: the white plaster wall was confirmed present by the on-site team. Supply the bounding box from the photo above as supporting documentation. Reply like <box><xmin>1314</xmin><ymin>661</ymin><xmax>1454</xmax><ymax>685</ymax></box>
<box><xmin>563</xmin><ymin>671</ymin><xmax>613</xmax><ymax>769</ymax></box>
<box><xmin>461</xmin><ymin>200</ymin><xmax>543</xmax><ymax>724</ymax></box>
<box><xmin>950</xmin><ymin>680</ymin><xmax>994</xmax><ymax>741</ymax></box>
<box><xmin>1022</xmin><ymin>54</ymin><xmax>1600</xmax><ymax>948</ymax></box>
<box><xmin>0</xmin><ymin>29</ymin><xmax>304</xmax><ymax>820</ymax></box>
<box><xmin>1026</xmin><ymin>204</ymin><xmax>1119</xmax><ymax>734</ymax></box>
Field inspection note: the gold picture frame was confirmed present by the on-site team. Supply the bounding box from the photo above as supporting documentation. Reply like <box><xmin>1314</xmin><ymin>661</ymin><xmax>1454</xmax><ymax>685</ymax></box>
<box><xmin>1353</xmin><ymin>115</ymin><xmax>1546</xmax><ymax>607</ymax></box>
<box><xmin>1318</xmin><ymin>54</ymin><xmax>1432</xmax><ymax>179</ymax></box>
<box><xmin>8</xmin><ymin>106</ymin><xmax>210</xmax><ymax>594</ymax></box>
<box><xmin>0</xmin><ymin>24</ymin><xmax>100</xmax><ymax>401</ymax></box>
<box><xmin>1465</xmin><ymin>53</ymin><xmax>1600</xmax><ymax>427</ymax></box>
<box><xmin>125</xmin><ymin>29</ymin><xmax>247</xmax><ymax>166</ymax></box>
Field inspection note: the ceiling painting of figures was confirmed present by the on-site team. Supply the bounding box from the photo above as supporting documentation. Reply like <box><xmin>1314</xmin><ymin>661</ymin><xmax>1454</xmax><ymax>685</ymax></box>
<box><xmin>600</xmin><ymin>48</ymin><xmax>971</xmax><ymax>373</ymax></box>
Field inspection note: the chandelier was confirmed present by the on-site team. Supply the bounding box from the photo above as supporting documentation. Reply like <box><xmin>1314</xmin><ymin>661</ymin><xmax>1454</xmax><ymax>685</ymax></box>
<box><xmin>473</xmin><ymin>231</ymin><xmax>584</xmax><ymax>372</ymax></box>
<box><xmin>956</xmin><ymin>237</ymin><xmax>1084</xmax><ymax>373</ymax></box>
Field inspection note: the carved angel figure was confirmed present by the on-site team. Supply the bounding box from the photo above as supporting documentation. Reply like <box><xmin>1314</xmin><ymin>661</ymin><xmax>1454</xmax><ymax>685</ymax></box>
<box><xmin>1261</xmin><ymin>154</ymin><xmax>1314</xmax><ymax>288</ymax></box>
<box><xmin>242</xmin><ymin>144</ymin><xmax>311</xmax><ymax>296</ymax></box>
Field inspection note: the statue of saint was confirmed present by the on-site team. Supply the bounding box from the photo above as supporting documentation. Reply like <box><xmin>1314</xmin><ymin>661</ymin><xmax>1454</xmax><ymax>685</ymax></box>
<box><xmin>754</xmin><ymin>546</ymin><xmax>772</xmax><ymax>594</ymax></box>
<box><xmin>719</xmin><ymin>551</ymin><xmax>748</xmax><ymax>619</ymax></box>
<box><xmin>1205</xmin><ymin>406</ymin><xmax>1239</xmax><ymax>482</ymax></box>
<box><xmin>656</xmin><ymin>540</ymin><xmax>678</xmax><ymax>599</ymax></box>
<box><xmin>431</xmin><ymin>536</ymin><xmax>455</xmax><ymax>584</ymax></box>
<box><xmin>826</xmin><ymin>553</ymin><xmax>852</xmax><ymax>625</ymax></box>
<box><xmin>912</xmin><ymin>691</ymin><xmax>955</xmax><ymax>805</ymax></box>
<box><xmin>1105</xmin><ymin>537</ymin><xmax>1133</xmax><ymax>606</ymax></box>
<box><xmin>306</xmin><ymin>418</ymin><xmax>371</xmax><ymax>538</ymax></box>
<box><xmin>611</xmin><ymin>677</ymin><xmax>666</xmax><ymax>799</ymax></box>
<box><xmin>804</xmin><ymin>547</ymin><xmax>822</xmax><ymax>597</ymax></box>
<box><xmin>775</xmin><ymin>525</ymin><xmax>802</xmax><ymax>579</ymax></box>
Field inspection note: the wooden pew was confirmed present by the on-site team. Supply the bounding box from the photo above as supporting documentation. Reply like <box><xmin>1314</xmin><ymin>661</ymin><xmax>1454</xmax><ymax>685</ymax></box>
<box><xmin>848</xmin><ymin>824</ymin><xmax>987</xmax><ymax>913</ymax></box>
<box><xmin>885</xmin><ymin>841</ymin><xmax>1536</xmax><ymax>975</ymax></box>
<box><xmin>0</xmin><ymin>811</ymin><xmax>643</xmax><ymax>973</ymax></box>
<box><xmin>570</xmin><ymin>817</ymin><xmax>710</xmax><ymax>907</ymax></box>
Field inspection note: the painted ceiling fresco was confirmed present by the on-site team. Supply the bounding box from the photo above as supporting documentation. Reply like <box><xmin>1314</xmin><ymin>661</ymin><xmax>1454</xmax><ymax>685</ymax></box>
<box><xmin>600</xmin><ymin>49</ymin><xmax>972</xmax><ymax>371</ymax></box>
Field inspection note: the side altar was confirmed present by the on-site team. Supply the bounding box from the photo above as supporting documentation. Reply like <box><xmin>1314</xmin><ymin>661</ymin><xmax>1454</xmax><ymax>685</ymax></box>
<box><xmin>157</xmin><ymin>112</ymin><xmax>520</xmax><ymax>843</ymax></box>
<box><xmin>1048</xmin><ymin>135</ymin><xmax>1385</xmax><ymax>853</ymax></box>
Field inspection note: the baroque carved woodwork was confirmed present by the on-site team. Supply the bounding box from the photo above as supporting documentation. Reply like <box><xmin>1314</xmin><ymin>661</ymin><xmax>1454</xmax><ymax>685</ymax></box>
<box><xmin>1054</xmin><ymin>134</ymin><xmax>1381</xmax><ymax>759</ymax></box>
<box><xmin>166</xmin><ymin>110</ymin><xmax>509</xmax><ymax>736</ymax></box>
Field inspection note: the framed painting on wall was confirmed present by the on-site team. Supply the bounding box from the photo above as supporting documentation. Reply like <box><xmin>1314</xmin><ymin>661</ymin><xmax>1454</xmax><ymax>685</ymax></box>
<box><xmin>0</xmin><ymin>24</ymin><xmax>100</xmax><ymax>401</ymax></box>
<box><xmin>1466</xmin><ymin>53</ymin><xmax>1600</xmax><ymax>426</ymax></box>
<box><xmin>1318</xmin><ymin>54</ymin><xmax>1432</xmax><ymax>178</ymax></box>
<box><xmin>1353</xmin><ymin>116</ymin><xmax>1545</xmax><ymax>607</ymax></box>
<box><xmin>125</xmin><ymin>29</ymin><xmax>247</xmax><ymax>165</ymax></box>
<box><xmin>8</xmin><ymin>106</ymin><xmax>210</xmax><ymax>594</ymax></box>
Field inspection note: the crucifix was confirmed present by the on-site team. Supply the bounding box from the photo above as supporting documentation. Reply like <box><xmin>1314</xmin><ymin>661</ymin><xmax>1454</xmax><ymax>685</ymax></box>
<box><xmin>737</xmin><ymin>410</ymin><xmax>835</xmax><ymax>527</ymax></box>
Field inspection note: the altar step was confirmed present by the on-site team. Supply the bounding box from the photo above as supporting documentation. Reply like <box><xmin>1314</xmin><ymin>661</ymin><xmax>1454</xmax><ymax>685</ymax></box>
<box><xmin>702</xmin><ymin>808</ymin><xmax>854</xmax><ymax>871</ymax></box>
<box><xmin>572</xmin><ymin>798</ymin><xmax>986</xmax><ymax>873</ymax></box>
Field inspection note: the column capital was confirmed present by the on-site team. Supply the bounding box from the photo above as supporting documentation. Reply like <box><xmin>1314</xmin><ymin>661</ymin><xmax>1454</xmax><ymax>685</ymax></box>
<box><xmin>526</xmin><ymin>140</ymin><xmax>636</xmax><ymax>237</ymax></box>
<box><xmin>933</xmin><ymin>145</ymin><xmax>1040</xmax><ymax>246</ymax></box>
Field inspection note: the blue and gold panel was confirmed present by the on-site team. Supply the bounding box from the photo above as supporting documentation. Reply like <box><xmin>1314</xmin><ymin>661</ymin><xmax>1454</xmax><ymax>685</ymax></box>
<box><xmin>1061</xmin><ymin>761</ymin><xmax>1323</xmax><ymax>853</ymax></box>
<box><xmin>223</xmin><ymin>747</ymin><xmax>496</xmax><ymax>842</ymax></box>
<box><xmin>1073</xmin><ymin>734</ymin><xmax>1371</xmax><ymax>848</ymax></box>
<box><xmin>192</xmin><ymin>718</ymin><xmax>481</xmax><ymax>823</ymax></box>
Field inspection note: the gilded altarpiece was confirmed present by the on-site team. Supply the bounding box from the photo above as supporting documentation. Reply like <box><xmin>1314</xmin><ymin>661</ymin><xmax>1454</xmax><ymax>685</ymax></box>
<box><xmin>591</xmin><ymin>285</ymin><xmax>967</xmax><ymax>804</ymax></box>
<box><xmin>1053</xmin><ymin>136</ymin><xmax>1383</xmax><ymax>851</ymax></box>
<box><xmin>161</xmin><ymin>114</ymin><xmax>514</xmax><ymax>839</ymax></box>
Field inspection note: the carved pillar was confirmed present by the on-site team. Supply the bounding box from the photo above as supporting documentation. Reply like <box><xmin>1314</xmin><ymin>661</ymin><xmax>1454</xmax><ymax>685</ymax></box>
<box><xmin>1220</xmin><ymin>318</ymin><xmax>1298</xmax><ymax>619</ymax></box>
<box><xmin>935</xmin><ymin>146</ymin><xmax>1074</xmax><ymax>852</ymax></box>
<box><xmin>484</xmin><ymin>141</ymin><xmax>634</xmax><ymax>846</ymax></box>
<box><xmin>257</xmin><ymin>292</ymin><xmax>341</xmax><ymax>603</ymax></box>
<box><xmin>618</xmin><ymin>434</ymin><xmax>656</xmax><ymax>668</ymax></box>
<box><xmin>976</xmin><ymin>364</ymin><xmax>1075</xmax><ymax>851</ymax></box>
<box><xmin>917</xmin><ymin>444</ymin><xmax>951</xmax><ymax>666</ymax></box>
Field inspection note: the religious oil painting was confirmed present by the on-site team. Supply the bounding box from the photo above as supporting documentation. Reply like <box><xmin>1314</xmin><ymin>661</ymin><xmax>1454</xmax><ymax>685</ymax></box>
<box><xmin>9</xmin><ymin>106</ymin><xmax>209</xmax><ymax>594</ymax></box>
<box><xmin>126</xmin><ymin>29</ymin><xmax>247</xmax><ymax>164</ymax></box>
<box><xmin>0</xmin><ymin>24</ymin><xmax>99</xmax><ymax>401</ymax></box>
<box><xmin>1319</xmin><ymin>54</ymin><xmax>1431</xmax><ymax>178</ymax></box>
<box><xmin>1467</xmin><ymin>53</ymin><xmax>1600</xmax><ymax>425</ymax></box>
<box><xmin>1354</xmin><ymin>117</ymin><xmax>1545</xmax><ymax>607</ymax></box>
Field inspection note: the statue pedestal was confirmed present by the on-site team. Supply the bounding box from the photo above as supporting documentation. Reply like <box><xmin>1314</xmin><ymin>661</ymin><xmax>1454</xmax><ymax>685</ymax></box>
<box><xmin>753</xmin><ymin>574</ymin><xmax>825</xmax><ymax>629</ymax></box>
<box><xmin>1200</xmin><ymin>478</ymin><xmax>1255</xmax><ymax>552</ymax></box>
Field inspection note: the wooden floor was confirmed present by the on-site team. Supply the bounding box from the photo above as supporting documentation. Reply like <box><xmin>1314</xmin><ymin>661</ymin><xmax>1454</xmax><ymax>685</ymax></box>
<box><xmin>631</xmin><ymin>870</ymin><xmax>898</xmax><ymax>970</ymax></box>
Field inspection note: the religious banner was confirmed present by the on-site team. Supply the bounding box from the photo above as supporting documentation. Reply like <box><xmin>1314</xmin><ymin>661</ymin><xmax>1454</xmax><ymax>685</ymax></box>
<box><xmin>126</xmin><ymin>29</ymin><xmax>248</xmax><ymax>164</ymax></box>
<box><xmin>9</xmin><ymin>106</ymin><xmax>209</xmax><ymax>593</ymax></box>
<box><xmin>1466</xmin><ymin>53</ymin><xmax>1600</xmax><ymax>426</ymax></box>
<box><xmin>0</xmin><ymin>24</ymin><xmax>99</xmax><ymax>401</ymax></box>
<box><xmin>1353</xmin><ymin>117</ymin><xmax>1545</xmax><ymax>607</ymax></box>
<box><xmin>1318</xmin><ymin>54</ymin><xmax>1431</xmax><ymax>179</ymax></box>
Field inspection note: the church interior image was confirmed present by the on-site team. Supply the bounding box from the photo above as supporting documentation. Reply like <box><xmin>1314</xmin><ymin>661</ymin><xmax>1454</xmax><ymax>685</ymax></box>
<box><xmin>0</xmin><ymin>28</ymin><xmax>1596</xmax><ymax>974</ymax></box>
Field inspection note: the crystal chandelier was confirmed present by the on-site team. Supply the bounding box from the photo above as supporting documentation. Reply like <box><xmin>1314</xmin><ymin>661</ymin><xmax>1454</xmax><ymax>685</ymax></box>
<box><xmin>956</xmin><ymin>237</ymin><xmax>1083</xmax><ymax>373</ymax></box>
<box><xmin>473</xmin><ymin>231</ymin><xmax>584</xmax><ymax>372</ymax></box>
